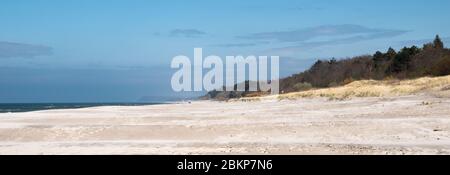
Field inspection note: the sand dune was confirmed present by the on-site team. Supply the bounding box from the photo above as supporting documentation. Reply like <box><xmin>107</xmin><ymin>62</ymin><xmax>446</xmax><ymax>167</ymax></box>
<box><xmin>0</xmin><ymin>93</ymin><xmax>449</xmax><ymax>155</ymax></box>
<box><xmin>240</xmin><ymin>75</ymin><xmax>450</xmax><ymax>101</ymax></box>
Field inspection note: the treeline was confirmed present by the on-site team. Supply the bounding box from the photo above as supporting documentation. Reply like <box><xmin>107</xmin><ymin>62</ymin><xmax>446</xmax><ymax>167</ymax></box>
<box><xmin>280</xmin><ymin>35</ymin><xmax>450</xmax><ymax>93</ymax></box>
<box><xmin>204</xmin><ymin>35</ymin><xmax>450</xmax><ymax>99</ymax></box>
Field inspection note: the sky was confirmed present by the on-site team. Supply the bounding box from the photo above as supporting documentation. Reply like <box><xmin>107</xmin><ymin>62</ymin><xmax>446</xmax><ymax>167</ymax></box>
<box><xmin>1</xmin><ymin>0</ymin><xmax>450</xmax><ymax>103</ymax></box>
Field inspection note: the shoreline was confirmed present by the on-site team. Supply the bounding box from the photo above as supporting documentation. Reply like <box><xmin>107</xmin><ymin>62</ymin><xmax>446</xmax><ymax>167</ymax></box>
<box><xmin>0</xmin><ymin>102</ymin><xmax>177</xmax><ymax>114</ymax></box>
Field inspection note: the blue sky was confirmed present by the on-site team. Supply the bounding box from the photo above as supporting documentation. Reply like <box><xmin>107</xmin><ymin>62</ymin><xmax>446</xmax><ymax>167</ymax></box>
<box><xmin>1</xmin><ymin>0</ymin><xmax>450</xmax><ymax>102</ymax></box>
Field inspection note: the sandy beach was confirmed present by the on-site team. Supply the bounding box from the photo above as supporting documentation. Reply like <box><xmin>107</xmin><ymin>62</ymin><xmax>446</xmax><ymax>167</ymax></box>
<box><xmin>0</xmin><ymin>94</ymin><xmax>449</xmax><ymax>155</ymax></box>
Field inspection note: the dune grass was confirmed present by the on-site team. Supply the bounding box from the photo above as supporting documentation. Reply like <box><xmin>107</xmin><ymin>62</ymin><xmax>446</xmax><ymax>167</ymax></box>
<box><xmin>235</xmin><ymin>75</ymin><xmax>450</xmax><ymax>102</ymax></box>
<box><xmin>279</xmin><ymin>75</ymin><xmax>450</xmax><ymax>100</ymax></box>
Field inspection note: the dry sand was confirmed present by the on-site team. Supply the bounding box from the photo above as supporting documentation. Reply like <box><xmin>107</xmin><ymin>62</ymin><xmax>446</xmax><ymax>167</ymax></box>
<box><xmin>0</xmin><ymin>94</ymin><xmax>449</xmax><ymax>155</ymax></box>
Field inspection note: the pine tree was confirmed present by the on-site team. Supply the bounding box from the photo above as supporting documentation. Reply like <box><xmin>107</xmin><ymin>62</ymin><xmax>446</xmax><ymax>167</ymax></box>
<box><xmin>434</xmin><ymin>35</ymin><xmax>444</xmax><ymax>49</ymax></box>
<box><xmin>373</xmin><ymin>51</ymin><xmax>383</xmax><ymax>59</ymax></box>
<box><xmin>386</xmin><ymin>47</ymin><xmax>397</xmax><ymax>59</ymax></box>
<box><xmin>373</xmin><ymin>51</ymin><xmax>384</xmax><ymax>69</ymax></box>
<box><xmin>329</xmin><ymin>58</ymin><xmax>337</xmax><ymax>64</ymax></box>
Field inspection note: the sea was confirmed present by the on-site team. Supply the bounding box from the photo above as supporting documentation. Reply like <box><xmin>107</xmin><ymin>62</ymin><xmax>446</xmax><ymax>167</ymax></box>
<box><xmin>0</xmin><ymin>103</ymin><xmax>165</xmax><ymax>113</ymax></box>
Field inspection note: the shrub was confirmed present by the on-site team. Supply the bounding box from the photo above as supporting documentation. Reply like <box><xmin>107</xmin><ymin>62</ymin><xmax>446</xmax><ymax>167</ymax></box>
<box><xmin>432</xmin><ymin>56</ymin><xmax>450</xmax><ymax>76</ymax></box>
<box><xmin>343</xmin><ymin>77</ymin><xmax>354</xmax><ymax>85</ymax></box>
<box><xmin>292</xmin><ymin>82</ymin><xmax>313</xmax><ymax>91</ymax></box>
<box><xmin>328</xmin><ymin>82</ymin><xmax>338</xmax><ymax>87</ymax></box>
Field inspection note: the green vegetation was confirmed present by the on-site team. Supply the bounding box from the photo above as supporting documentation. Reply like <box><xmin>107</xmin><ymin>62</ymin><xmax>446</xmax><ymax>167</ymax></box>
<box><xmin>280</xmin><ymin>35</ymin><xmax>450</xmax><ymax>94</ymax></box>
<box><xmin>205</xmin><ymin>35</ymin><xmax>450</xmax><ymax>99</ymax></box>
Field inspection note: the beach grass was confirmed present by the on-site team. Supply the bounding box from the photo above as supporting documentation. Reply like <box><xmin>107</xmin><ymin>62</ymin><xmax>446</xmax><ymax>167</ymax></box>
<box><xmin>236</xmin><ymin>75</ymin><xmax>450</xmax><ymax>102</ymax></box>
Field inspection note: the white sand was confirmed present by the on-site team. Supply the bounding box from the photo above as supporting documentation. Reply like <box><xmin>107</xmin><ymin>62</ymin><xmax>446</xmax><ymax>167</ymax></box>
<box><xmin>0</xmin><ymin>95</ymin><xmax>449</xmax><ymax>155</ymax></box>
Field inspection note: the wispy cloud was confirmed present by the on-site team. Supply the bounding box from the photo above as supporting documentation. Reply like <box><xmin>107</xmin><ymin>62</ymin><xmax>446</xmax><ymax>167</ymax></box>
<box><xmin>238</xmin><ymin>24</ymin><xmax>408</xmax><ymax>43</ymax></box>
<box><xmin>169</xmin><ymin>29</ymin><xmax>206</xmax><ymax>38</ymax></box>
<box><xmin>0</xmin><ymin>41</ymin><xmax>53</xmax><ymax>58</ymax></box>
<box><xmin>271</xmin><ymin>30</ymin><xmax>408</xmax><ymax>53</ymax></box>
<box><xmin>236</xmin><ymin>24</ymin><xmax>408</xmax><ymax>54</ymax></box>
<box><xmin>212</xmin><ymin>41</ymin><xmax>270</xmax><ymax>48</ymax></box>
